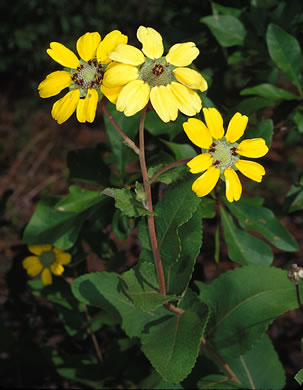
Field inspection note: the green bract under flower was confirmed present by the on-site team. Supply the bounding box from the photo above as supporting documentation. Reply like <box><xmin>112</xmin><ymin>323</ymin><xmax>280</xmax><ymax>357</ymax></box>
<box><xmin>139</xmin><ymin>57</ymin><xmax>175</xmax><ymax>88</ymax></box>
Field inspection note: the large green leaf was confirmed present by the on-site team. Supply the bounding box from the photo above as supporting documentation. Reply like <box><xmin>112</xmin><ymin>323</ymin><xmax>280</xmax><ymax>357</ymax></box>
<box><xmin>103</xmin><ymin>103</ymin><xmax>140</xmax><ymax>177</ymax></box>
<box><xmin>201</xmin><ymin>15</ymin><xmax>246</xmax><ymax>47</ymax></box>
<box><xmin>145</xmin><ymin>111</ymin><xmax>184</xmax><ymax>140</ymax></box>
<box><xmin>197</xmin><ymin>265</ymin><xmax>303</xmax><ymax>359</ymax></box>
<box><xmin>226</xmin><ymin>200</ymin><xmax>298</xmax><ymax>252</ymax></box>
<box><xmin>23</xmin><ymin>188</ymin><xmax>105</xmax><ymax>249</ymax></box>
<box><xmin>71</xmin><ymin>271</ymin><xmax>167</xmax><ymax>338</ymax></box>
<box><xmin>161</xmin><ymin>139</ymin><xmax>196</xmax><ymax>160</ymax></box>
<box><xmin>220</xmin><ymin>206</ymin><xmax>273</xmax><ymax>266</ymax></box>
<box><xmin>119</xmin><ymin>262</ymin><xmax>178</xmax><ymax>312</ymax></box>
<box><xmin>240</xmin><ymin>83</ymin><xmax>299</xmax><ymax>100</ymax></box>
<box><xmin>141</xmin><ymin>291</ymin><xmax>209</xmax><ymax>383</ymax></box>
<box><xmin>266</xmin><ymin>24</ymin><xmax>302</xmax><ymax>92</ymax></box>
<box><xmin>139</xmin><ymin>176</ymin><xmax>201</xmax><ymax>267</ymax></box>
<box><xmin>227</xmin><ymin>334</ymin><xmax>285</xmax><ymax>389</ymax></box>
<box><xmin>233</xmin><ymin>97</ymin><xmax>275</xmax><ymax>116</ymax></box>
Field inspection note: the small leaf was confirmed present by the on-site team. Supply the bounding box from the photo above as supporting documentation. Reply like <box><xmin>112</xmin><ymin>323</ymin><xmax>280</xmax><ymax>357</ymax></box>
<box><xmin>102</xmin><ymin>187</ymin><xmax>154</xmax><ymax>217</ymax></box>
<box><xmin>241</xmin><ymin>83</ymin><xmax>299</xmax><ymax>100</ymax></box>
<box><xmin>148</xmin><ymin>164</ymin><xmax>188</xmax><ymax>185</ymax></box>
<box><xmin>233</xmin><ymin>97</ymin><xmax>275</xmax><ymax>116</ymax></box>
<box><xmin>295</xmin><ymin>369</ymin><xmax>303</xmax><ymax>385</ymax></box>
<box><xmin>220</xmin><ymin>206</ymin><xmax>273</xmax><ymax>266</ymax></box>
<box><xmin>119</xmin><ymin>262</ymin><xmax>178</xmax><ymax>312</ymax></box>
<box><xmin>286</xmin><ymin>185</ymin><xmax>303</xmax><ymax>212</ymax></box>
<box><xmin>145</xmin><ymin>111</ymin><xmax>184</xmax><ymax>140</ymax></box>
<box><xmin>56</xmin><ymin>186</ymin><xmax>103</xmax><ymax>213</ymax></box>
<box><xmin>201</xmin><ymin>15</ymin><xmax>246</xmax><ymax>47</ymax></box>
<box><xmin>197</xmin><ymin>265</ymin><xmax>303</xmax><ymax>359</ymax></box>
<box><xmin>227</xmin><ymin>334</ymin><xmax>286</xmax><ymax>389</ymax></box>
<box><xmin>161</xmin><ymin>139</ymin><xmax>196</xmax><ymax>160</ymax></box>
<box><xmin>141</xmin><ymin>292</ymin><xmax>209</xmax><ymax>383</ymax></box>
<box><xmin>226</xmin><ymin>200</ymin><xmax>298</xmax><ymax>252</ymax></box>
<box><xmin>266</xmin><ymin>24</ymin><xmax>302</xmax><ymax>92</ymax></box>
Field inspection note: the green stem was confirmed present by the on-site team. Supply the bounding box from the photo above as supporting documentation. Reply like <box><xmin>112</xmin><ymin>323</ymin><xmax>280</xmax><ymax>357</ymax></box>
<box><xmin>101</xmin><ymin>99</ymin><xmax>140</xmax><ymax>155</ymax></box>
<box><xmin>138</xmin><ymin>106</ymin><xmax>166</xmax><ymax>296</ymax></box>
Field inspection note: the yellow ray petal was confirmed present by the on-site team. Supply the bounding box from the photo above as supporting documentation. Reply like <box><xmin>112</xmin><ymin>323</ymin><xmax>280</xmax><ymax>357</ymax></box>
<box><xmin>108</xmin><ymin>44</ymin><xmax>145</xmax><ymax>66</ymax></box>
<box><xmin>53</xmin><ymin>248</ymin><xmax>72</xmax><ymax>265</ymax></box>
<box><xmin>97</xmin><ymin>30</ymin><xmax>128</xmax><ymax>64</ymax></box>
<box><xmin>38</xmin><ymin>71</ymin><xmax>72</xmax><ymax>98</ymax></box>
<box><xmin>26</xmin><ymin>262</ymin><xmax>43</xmax><ymax>277</ymax></box>
<box><xmin>47</xmin><ymin>42</ymin><xmax>79</xmax><ymax>68</ymax></box>
<box><xmin>101</xmin><ymin>84</ymin><xmax>124</xmax><ymax>104</ymax></box>
<box><xmin>166</xmin><ymin>42</ymin><xmax>199</xmax><ymax>66</ymax></box>
<box><xmin>173</xmin><ymin>68</ymin><xmax>208</xmax><ymax>92</ymax></box>
<box><xmin>203</xmin><ymin>107</ymin><xmax>224</xmax><ymax>140</ymax></box>
<box><xmin>225</xmin><ymin>112</ymin><xmax>248</xmax><ymax>143</ymax></box>
<box><xmin>51</xmin><ymin>89</ymin><xmax>80</xmax><ymax>124</ymax></box>
<box><xmin>76</xmin><ymin>32</ymin><xmax>101</xmax><ymax>62</ymax></box>
<box><xmin>103</xmin><ymin>63</ymin><xmax>139</xmax><ymax>88</ymax></box>
<box><xmin>51</xmin><ymin>262</ymin><xmax>65</xmax><ymax>275</ymax></box>
<box><xmin>183</xmin><ymin>118</ymin><xmax>213</xmax><ymax>149</ymax></box>
<box><xmin>23</xmin><ymin>256</ymin><xmax>43</xmax><ymax>277</ymax></box>
<box><xmin>168</xmin><ymin>82</ymin><xmax>201</xmax><ymax>117</ymax></box>
<box><xmin>28</xmin><ymin>244</ymin><xmax>52</xmax><ymax>255</ymax></box>
<box><xmin>187</xmin><ymin>153</ymin><xmax>213</xmax><ymax>174</ymax></box>
<box><xmin>234</xmin><ymin>160</ymin><xmax>266</xmax><ymax>182</ymax></box>
<box><xmin>116</xmin><ymin>80</ymin><xmax>150</xmax><ymax>116</ymax></box>
<box><xmin>192</xmin><ymin>166</ymin><xmax>220</xmax><ymax>197</ymax></box>
<box><xmin>236</xmin><ymin>138</ymin><xmax>269</xmax><ymax>158</ymax></box>
<box><xmin>150</xmin><ymin>85</ymin><xmax>178</xmax><ymax>123</ymax></box>
<box><xmin>76</xmin><ymin>88</ymin><xmax>98</xmax><ymax>123</ymax></box>
<box><xmin>224</xmin><ymin>168</ymin><xmax>242</xmax><ymax>202</ymax></box>
<box><xmin>137</xmin><ymin>26</ymin><xmax>163</xmax><ymax>59</ymax></box>
<box><xmin>41</xmin><ymin>268</ymin><xmax>53</xmax><ymax>285</ymax></box>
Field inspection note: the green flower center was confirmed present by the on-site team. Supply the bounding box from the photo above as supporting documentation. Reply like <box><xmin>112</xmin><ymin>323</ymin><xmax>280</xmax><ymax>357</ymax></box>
<box><xmin>208</xmin><ymin>138</ymin><xmax>240</xmax><ymax>173</ymax></box>
<box><xmin>39</xmin><ymin>250</ymin><xmax>56</xmax><ymax>267</ymax></box>
<box><xmin>139</xmin><ymin>57</ymin><xmax>175</xmax><ymax>88</ymax></box>
<box><xmin>71</xmin><ymin>59</ymin><xmax>104</xmax><ymax>96</ymax></box>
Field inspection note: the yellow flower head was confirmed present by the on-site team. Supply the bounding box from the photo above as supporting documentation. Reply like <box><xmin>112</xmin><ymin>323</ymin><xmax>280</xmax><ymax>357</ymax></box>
<box><xmin>103</xmin><ymin>26</ymin><xmax>208</xmax><ymax>123</ymax></box>
<box><xmin>183</xmin><ymin>108</ymin><xmax>269</xmax><ymax>202</ymax></box>
<box><xmin>38</xmin><ymin>30</ymin><xmax>128</xmax><ymax>124</ymax></box>
<box><xmin>23</xmin><ymin>245</ymin><xmax>71</xmax><ymax>285</ymax></box>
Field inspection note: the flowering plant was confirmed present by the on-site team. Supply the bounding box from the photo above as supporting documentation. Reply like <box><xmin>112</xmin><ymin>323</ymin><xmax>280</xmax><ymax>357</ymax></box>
<box><xmin>20</xmin><ymin>14</ymin><xmax>303</xmax><ymax>390</ymax></box>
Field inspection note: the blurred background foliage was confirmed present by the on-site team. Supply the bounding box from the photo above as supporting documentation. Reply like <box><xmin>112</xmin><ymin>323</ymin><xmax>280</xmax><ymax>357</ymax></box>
<box><xmin>1</xmin><ymin>0</ymin><xmax>303</xmax><ymax>388</ymax></box>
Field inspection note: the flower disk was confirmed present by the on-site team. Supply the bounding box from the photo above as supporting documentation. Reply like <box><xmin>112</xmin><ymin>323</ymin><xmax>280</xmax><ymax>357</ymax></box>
<box><xmin>183</xmin><ymin>108</ymin><xmax>269</xmax><ymax>202</ymax></box>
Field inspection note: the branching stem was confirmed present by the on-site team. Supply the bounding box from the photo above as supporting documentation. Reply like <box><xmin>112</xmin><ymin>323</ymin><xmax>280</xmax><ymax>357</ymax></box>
<box><xmin>149</xmin><ymin>158</ymin><xmax>191</xmax><ymax>182</ymax></box>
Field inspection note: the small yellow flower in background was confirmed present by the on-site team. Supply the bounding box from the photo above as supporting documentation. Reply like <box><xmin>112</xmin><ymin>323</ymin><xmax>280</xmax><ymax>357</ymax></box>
<box><xmin>103</xmin><ymin>26</ymin><xmax>208</xmax><ymax>123</ymax></box>
<box><xmin>183</xmin><ymin>108</ymin><xmax>269</xmax><ymax>202</ymax></box>
<box><xmin>38</xmin><ymin>30</ymin><xmax>128</xmax><ymax>124</ymax></box>
<box><xmin>23</xmin><ymin>245</ymin><xmax>71</xmax><ymax>285</ymax></box>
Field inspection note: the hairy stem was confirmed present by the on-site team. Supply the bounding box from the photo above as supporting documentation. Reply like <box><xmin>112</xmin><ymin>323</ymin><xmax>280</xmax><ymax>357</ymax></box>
<box><xmin>138</xmin><ymin>106</ymin><xmax>166</xmax><ymax>296</ymax></box>
<box><xmin>101</xmin><ymin>100</ymin><xmax>140</xmax><ymax>155</ymax></box>
<box><xmin>149</xmin><ymin>158</ymin><xmax>191</xmax><ymax>182</ymax></box>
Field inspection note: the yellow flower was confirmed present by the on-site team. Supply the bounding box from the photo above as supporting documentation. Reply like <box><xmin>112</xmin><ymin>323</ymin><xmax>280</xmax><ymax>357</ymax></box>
<box><xmin>38</xmin><ymin>30</ymin><xmax>128</xmax><ymax>124</ymax></box>
<box><xmin>183</xmin><ymin>108</ymin><xmax>269</xmax><ymax>202</ymax></box>
<box><xmin>103</xmin><ymin>26</ymin><xmax>208</xmax><ymax>123</ymax></box>
<box><xmin>23</xmin><ymin>245</ymin><xmax>71</xmax><ymax>285</ymax></box>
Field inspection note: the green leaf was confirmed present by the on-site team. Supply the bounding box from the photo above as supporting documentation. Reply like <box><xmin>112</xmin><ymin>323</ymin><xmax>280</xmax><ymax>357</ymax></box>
<box><xmin>148</xmin><ymin>164</ymin><xmax>188</xmax><ymax>185</ymax></box>
<box><xmin>227</xmin><ymin>334</ymin><xmax>286</xmax><ymax>389</ymax></box>
<box><xmin>145</xmin><ymin>111</ymin><xmax>184</xmax><ymax>140</ymax></box>
<box><xmin>286</xmin><ymin>185</ymin><xmax>303</xmax><ymax>212</ymax></box>
<box><xmin>295</xmin><ymin>369</ymin><xmax>303</xmax><ymax>385</ymax></box>
<box><xmin>23</xmin><ymin>190</ymin><xmax>105</xmax><ymax>250</ymax></box>
<box><xmin>102</xmin><ymin>187</ymin><xmax>154</xmax><ymax>217</ymax></box>
<box><xmin>166</xmin><ymin>208</ymin><xmax>203</xmax><ymax>295</ymax></box>
<box><xmin>139</xmin><ymin>176</ymin><xmax>201</xmax><ymax>267</ymax></box>
<box><xmin>119</xmin><ymin>262</ymin><xmax>178</xmax><ymax>312</ymax></box>
<box><xmin>197</xmin><ymin>265</ymin><xmax>303</xmax><ymax>359</ymax></box>
<box><xmin>141</xmin><ymin>292</ymin><xmax>209</xmax><ymax>383</ymax></box>
<box><xmin>233</xmin><ymin>97</ymin><xmax>275</xmax><ymax>116</ymax></box>
<box><xmin>226</xmin><ymin>200</ymin><xmax>298</xmax><ymax>252</ymax></box>
<box><xmin>71</xmin><ymin>271</ymin><xmax>167</xmax><ymax>338</ymax></box>
<box><xmin>293</xmin><ymin>110</ymin><xmax>303</xmax><ymax>134</ymax></box>
<box><xmin>67</xmin><ymin>146</ymin><xmax>111</xmax><ymax>186</ymax></box>
<box><xmin>266</xmin><ymin>24</ymin><xmax>302</xmax><ymax>92</ymax></box>
<box><xmin>200</xmin><ymin>198</ymin><xmax>216</xmax><ymax>219</ymax></box>
<box><xmin>219</xmin><ymin>206</ymin><xmax>273</xmax><ymax>266</ymax></box>
<box><xmin>212</xmin><ymin>2</ymin><xmax>242</xmax><ymax>17</ymax></box>
<box><xmin>201</xmin><ymin>15</ymin><xmax>246</xmax><ymax>47</ymax></box>
<box><xmin>161</xmin><ymin>139</ymin><xmax>196</xmax><ymax>160</ymax></box>
<box><xmin>241</xmin><ymin>83</ymin><xmax>299</xmax><ymax>100</ymax></box>
<box><xmin>197</xmin><ymin>375</ymin><xmax>242</xmax><ymax>389</ymax></box>
<box><xmin>242</xmin><ymin>119</ymin><xmax>273</xmax><ymax>147</ymax></box>
<box><xmin>103</xmin><ymin>104</ymin><xmax>139</xmax><ymax>176</ymax></box>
